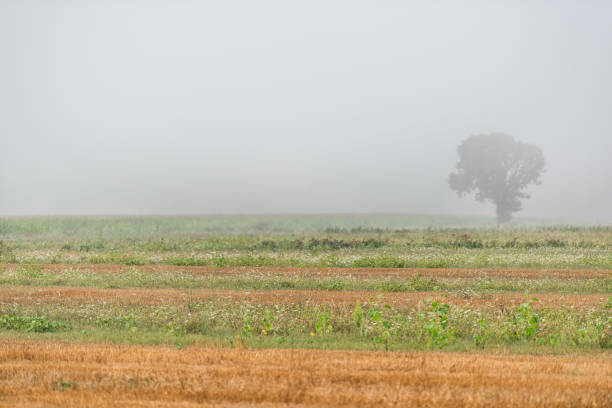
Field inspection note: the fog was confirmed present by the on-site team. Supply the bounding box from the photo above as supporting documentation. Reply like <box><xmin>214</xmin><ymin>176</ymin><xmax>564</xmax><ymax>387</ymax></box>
<box><xmin>1</xmin><ymin>1</ymin><xmax>611</xmax><ymax>222</ymax></box>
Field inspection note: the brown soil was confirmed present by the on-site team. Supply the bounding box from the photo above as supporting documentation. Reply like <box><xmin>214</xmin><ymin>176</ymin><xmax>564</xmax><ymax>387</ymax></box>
<box><xmin>0</xmin><ymin>286</ymin><xmax>608</xmax><ymax>310</ymax></box>
<box><xmin>0</xmin><ymin>341</ymin><xmax>610</xmax><ymax>407</ymax></box>
<box><xmin>3</xmin><ymin>264</ymin><xmax>611</xmax><ymax>279</ymax></box>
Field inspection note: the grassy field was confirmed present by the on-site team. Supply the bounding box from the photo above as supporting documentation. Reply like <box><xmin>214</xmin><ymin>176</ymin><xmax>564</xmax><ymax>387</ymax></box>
<box><xmin>0</xmin><ymin>214</ymin><xmax>525</xmax><ymax>237</ymax></box>
<box><xmin>2</xmin><ymin>215</ymin><xmax>612</xmax><ymax>269</ymax></box>
<box><xmin>0</xmin><ymin>215</ymin><xmax>611</xmax><ymax>406</ymax></box>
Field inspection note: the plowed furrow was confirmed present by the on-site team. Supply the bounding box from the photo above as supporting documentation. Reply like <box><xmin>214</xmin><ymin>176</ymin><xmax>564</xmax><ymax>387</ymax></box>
<box><xmin>0</xmin><ymin>286</ymin><xmax>608</xmax><ymax>309</ymax></box>
<box><xmin>3</xmin><ymin>264</ymin><xmax>610</xmax><ymax>279</ymax></box>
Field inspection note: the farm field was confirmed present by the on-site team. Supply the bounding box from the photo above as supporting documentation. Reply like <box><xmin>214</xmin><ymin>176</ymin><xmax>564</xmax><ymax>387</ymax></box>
<box><xmin>0</xmin><ymin>216</ymin><xmax>611</xmax><ymax>406</ymax></box>
<box><xmin>1</xmin><ymin>341</ymin><xmax>611</xmax><ymax>408</ymax></box>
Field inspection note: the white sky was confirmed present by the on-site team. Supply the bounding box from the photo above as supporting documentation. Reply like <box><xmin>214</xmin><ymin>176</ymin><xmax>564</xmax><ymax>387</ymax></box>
<box><xmin>1</xmin><ymin>1</ymin><xmax>611</xmax><ymax>222</ymax></box>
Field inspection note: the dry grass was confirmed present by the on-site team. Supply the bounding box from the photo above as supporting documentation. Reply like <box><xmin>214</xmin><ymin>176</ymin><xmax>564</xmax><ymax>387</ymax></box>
<box><xmin>0</xmin><ymin>341</ymin><xmax>610</xmax><ymax>407</ymax></box>
<box><xmin>3</xmin><ymin>264</ymin><xmax>611</xmax><ymax>279</ymax></box>
<box><xmin>1</xmin><ymin>285</ymin><xmax>608</xmax><ymax>310</ymax></box>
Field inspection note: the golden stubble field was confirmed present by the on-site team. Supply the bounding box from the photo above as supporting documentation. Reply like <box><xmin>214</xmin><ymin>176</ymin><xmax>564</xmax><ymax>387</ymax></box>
<box><xmin>0</xmin><ymin>341</ymin><xmax>611</xmax><ymax>408</ymax></box>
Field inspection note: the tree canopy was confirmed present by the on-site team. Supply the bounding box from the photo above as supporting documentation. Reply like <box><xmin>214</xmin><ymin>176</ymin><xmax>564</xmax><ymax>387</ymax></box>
<box><xmin>449</xmin><ymin>133</ymin><xmax>545</xmax><ymax>225</ymax></box>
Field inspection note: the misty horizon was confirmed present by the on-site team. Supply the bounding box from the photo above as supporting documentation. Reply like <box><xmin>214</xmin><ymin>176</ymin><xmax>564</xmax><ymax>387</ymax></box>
<box><xmin>2</xmin><ymin>1</ymin><xmax>611</xmax><ymax>223</ymax></box>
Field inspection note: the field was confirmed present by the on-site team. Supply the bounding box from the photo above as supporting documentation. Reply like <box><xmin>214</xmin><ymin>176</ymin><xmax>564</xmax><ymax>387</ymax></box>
<box><xmin>0</xmin><ymin>215</ymin><xmax>611</xmax><ymax>407</ymax></box>
<box><xmin>2</xmin><ymin>342</ymin><xmax>611</xmax><ymax>407</ymax></box>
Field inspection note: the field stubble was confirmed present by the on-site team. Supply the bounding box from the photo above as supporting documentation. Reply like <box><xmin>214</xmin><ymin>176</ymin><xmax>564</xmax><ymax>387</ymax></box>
<box><xmin>0</xmin><ymin>341</ymin><xmax>611</xmax><ymax>407</ymax></box>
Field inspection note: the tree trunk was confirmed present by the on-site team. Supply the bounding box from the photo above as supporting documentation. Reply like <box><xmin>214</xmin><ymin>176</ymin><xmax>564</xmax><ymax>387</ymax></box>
<box><xmin>495</xmin><ymin>203</ymin><xmax>512</xmax><ymax>226</ymax></box>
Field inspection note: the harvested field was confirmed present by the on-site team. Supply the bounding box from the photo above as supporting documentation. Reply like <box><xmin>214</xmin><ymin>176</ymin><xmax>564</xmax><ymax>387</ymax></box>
<box><xmin>0</xmin><ymin>285</ymin><xmax>609</xmax><ymax>310</ymax></box>
<box><xmin>2</xmin><ymin>220</ymin><xmax>612</xmax><ymax>406</ymax></box>
<box><xmin>0</xmin><ymin>341</ymin><xmax>611</xmax><ymax>408</ymax></box>
<box><xmin>3</xmin><ymin>264</ymin><xmax>611</xmax><ymax>279</ymax></box>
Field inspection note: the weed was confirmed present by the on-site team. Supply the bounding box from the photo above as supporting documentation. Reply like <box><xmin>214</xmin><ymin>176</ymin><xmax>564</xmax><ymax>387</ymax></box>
<box><xmin>0</xmin><ymin>314</ymin><xmax>62</xmax><ymax>333</ymax></box>
<box><xmin>261</xmin><ymin>309</ymin><xmax>274</xmax><ymax>335</ymax></box>
<box><xmin>474</xmin><ymin>318</ymin><xmax>489</xmax><ymax>348</ymax></box>
<box><xmin>352</xmin><ymin>301</ymin><xmax>364</xmax><ymax>330</ymax></box>
<box><xmin>211</xmin><ymin>253</ymin><xmax>227</xmax><ymax>268</ymax></box>
<box><xmin>242</xmin><ymin>312</ymin><xmax>253</xmax><ymax>337</ymax></box>
<box><xmin>314</xmin><ymin>311</ymin><xmax>333</xmax><ymax>335</ymax></box>
<box><xmin>421</xmin><ymin>298</ymin><xmax>456</xmax><ymax>349</ymax></box>
<box><xmin>53</xmin><ymin>380</ymin><xmax>78</xmax><ymax>391</ymax></box>
<box><xmin>504</xmin><ymin>295</ymin><xmax>540</xmax><ymax>341</ymax></box>
<box><xmin>365</xmin><ymin>295</ymin><xmax>393</xmax><ymax>350</ymax></box>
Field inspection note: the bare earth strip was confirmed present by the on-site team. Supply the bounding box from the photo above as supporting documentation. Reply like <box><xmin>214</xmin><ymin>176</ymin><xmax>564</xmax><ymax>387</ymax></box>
<box><xmin>0</xmin><ymin>286</ymin><xmax>609</xmax><ymax>310</ymax></box>
<box><xmin>3</xmin><ymin>264</ymin><xmax>611</xmax><ymax>279</ymax></box>
<box><xmin>0</xmin><ymin>341</ymin><xmax>610</xmax><ymax>407</ymax></box>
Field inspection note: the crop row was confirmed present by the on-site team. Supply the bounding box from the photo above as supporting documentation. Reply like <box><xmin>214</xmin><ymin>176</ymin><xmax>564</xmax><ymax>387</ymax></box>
<box><xmin>5</xmin><ymin>229</ymin><xmax>612</xmax><ymax>252</ymax></box>
<box><xmin>4</xmin><ymin>248</ymin><xmax>612</xmax><ymax>269</ymax></box>
<box><xmin>1</xmin><ymin>265</ymin><xmax>611</xmax><ymax>293</ymax></box>
<box><xmin>1</xmin><ymin>285</ymin><xmax>610</xmax><ymax>309</ymax></box>
<box><xmin>1</xmin><ymin>293</ymin><xmax>611</xmax><ymax>351</ymax></box>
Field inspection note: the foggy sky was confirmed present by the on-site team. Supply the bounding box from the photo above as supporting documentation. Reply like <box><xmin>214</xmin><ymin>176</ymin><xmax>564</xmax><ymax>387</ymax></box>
<box><xmin>2</xmin><ymin>1</ymin><xmax>611</xmax><ymax>222</ymax></box>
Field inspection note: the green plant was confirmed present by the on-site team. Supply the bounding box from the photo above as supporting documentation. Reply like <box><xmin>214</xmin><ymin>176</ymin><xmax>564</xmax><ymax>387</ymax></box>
<box><xmin>352</xmin><ymin>301</ymin><xmax>364</xmax><ymax>330</ymax></box>
<box><xmin>421</xmin><ymin>298</ymin><xmax>456</xmax><ymax>349</ymax></box>
<box><xmin>597</xmin><ymin>324</ymin><xmax>612</xmax><ymax>349</ymax></box>
<box><xmin>261</xmin><ymin>309</ymin><xmax>274</xmax><ymax>335</ymax></box>
<box><xmin>78</xmin><ymin>243</ymin><xmax>92</xmax><ymax>252</ymax></box>
<box><xmin>314</xmin><ymin>311</ymin><xmax>333</xmax><ymax>335</ymax></box>
<box><xmin>102</xmin><ymin>313</ymin><xmax>138</xmax><ymax>332</ymax></box>
<box><xmin>211</xmin><ymin>253</ymin><xmax>227</xmax><ymax>268</ymax></box>
<box><xmin>0</xmin><ymin>314</ymin><xmax>62</xmax><ymax>333</ymax></box>
<box><xmin>474</xmin><ymin>318</ymin><xmax>489</xmax><ymax>348</ymax></box>
<box><xmin>242</xmin><ymin>312</ymin><xmax>253</xmax><ymax>337</ymax></box>
<box><xmin>505</xmin><ymin>295</ymin><xmax>540</xmax><ymax>341</ymax></box>
<box><xmin>19</xmin><ymin>265</ymin><xmax>43</xmax><ymax>280</ymax></box>
<box><xmin>366</xmin><ymin>296</ymin><xmax>393</xmax><ymax>350</ymax></box>
<box><xmin>53</xmin><ymin>380</ymin><xmax>78</xmax><ymax>391</ymax></box>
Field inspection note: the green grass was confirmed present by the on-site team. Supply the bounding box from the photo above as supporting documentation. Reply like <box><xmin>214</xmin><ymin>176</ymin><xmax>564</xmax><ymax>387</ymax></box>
<box><xmin>1</xmin><ymin>215</ymin><xmax>611</xmax><ymax>353</ymax></box>
<box><xmin>2</xmin><ymin>216</ymin><xmax>612</xmax><ymax>268</ymax></box>
<box><xmin>3</xmin><ymin>247</ymin><xmax>612</xmax><ymax>269</ymax></box>
<box><xmin>0</xmin><ymin>214</ymin><xmax>506</xmax><ymax>238</ymax></box>
<box><xmin>0</xmin><ymin>314</ymin><xmax>62</xmax><ymax>333</ymax></box>
<box><xmin>0</xmin><ymin>297</ymin><xmax>610</xmax><ymax>352</ymax></box>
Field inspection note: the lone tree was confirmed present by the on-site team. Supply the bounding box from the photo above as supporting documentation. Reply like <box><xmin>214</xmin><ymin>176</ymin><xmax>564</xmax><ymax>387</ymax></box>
<box><xmin>449</xmin><ymin>133</ymin><xmax>545</xmax><ymax>225</ymax></box>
